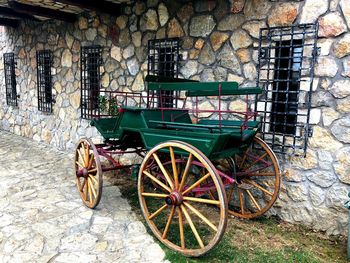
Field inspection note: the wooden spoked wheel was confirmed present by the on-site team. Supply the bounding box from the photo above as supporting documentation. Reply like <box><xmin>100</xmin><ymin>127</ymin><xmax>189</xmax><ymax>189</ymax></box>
<box><xmin>74</xmin><ymin>138</ymin><xmax>103</xmax><ymax>209</ymax></box>
<box><xmin>138</xmin><ymin>141</ymin><xmax>228</xmax><ymax>257</ymax></box>
<box><xmin>226</xmin><ymin>137</ymin><xmax>280</xmax><ymax>219</ymax></box>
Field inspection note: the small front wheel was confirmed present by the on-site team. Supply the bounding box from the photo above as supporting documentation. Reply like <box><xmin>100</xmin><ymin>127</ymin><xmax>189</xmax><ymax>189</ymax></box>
<box><xmin>74</xmin><ymin>138</ymin><xmax>103</xmax><ymax>209</ymax></box>
<box><xmin>138</xmin><ymin>140</ymin><xmax>228</xmax><ymax>257</ymax></box>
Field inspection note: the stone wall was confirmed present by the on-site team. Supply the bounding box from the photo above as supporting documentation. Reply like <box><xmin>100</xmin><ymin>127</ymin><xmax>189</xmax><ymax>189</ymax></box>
<box><xmin>0</xmin><ymin>0</ymin><xmax>349</xmax><ymax>236</ymax></box>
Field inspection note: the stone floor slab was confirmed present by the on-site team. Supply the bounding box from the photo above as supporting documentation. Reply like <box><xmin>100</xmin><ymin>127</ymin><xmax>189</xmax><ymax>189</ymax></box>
<box><xmin>0</xmin><ymin>130</ymin><xmax>166</xmax><ymax>263</ymax></box>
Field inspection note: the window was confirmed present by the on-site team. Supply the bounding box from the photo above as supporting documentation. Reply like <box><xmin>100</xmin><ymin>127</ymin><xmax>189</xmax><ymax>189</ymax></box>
<box><xmin>148</xmin><ymin>38</ymin><xmax>179</xmax><ymax>108</ymax></box>
<box><xmin>3</xmin><ymin>52</ymin><xmax>17</xmax><ymax>106</ymax></box>
<box><xmin>81</xmin><ymin>46</ymin><xmax>102</xmax><ymax>119</ymax></box>
<box><xmin>270</xmin><ymin>40</ymin><xmax>302</xmax><ymax>135</ymax></box>
<box><xmin>148</xmin><ymin>38</ymin><xmax>179</xmax><ymax>77</ymax></box>
<box><xmin>36</xmin><ymin>50</ymin><xmax>53</xmax><ymax>112</ymax></box>
<box><xmin>256</xmin><ymin>23</ymin><xmax>318</xmax><ymax>155</ymax></box>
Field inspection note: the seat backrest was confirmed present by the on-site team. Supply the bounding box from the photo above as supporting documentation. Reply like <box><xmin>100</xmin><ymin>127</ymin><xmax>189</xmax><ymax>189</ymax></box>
<box><xmin>147</xmin><ymin>81</ymin><xmax>263</xmax><ymax>96</ymax></box>
<box><xmin>145</xmin><ymin>75</ymin><xmax>198</xmax><ymax>83</ymax></box>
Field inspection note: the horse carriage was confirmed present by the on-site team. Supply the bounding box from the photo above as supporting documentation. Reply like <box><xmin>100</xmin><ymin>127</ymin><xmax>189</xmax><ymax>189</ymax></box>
<box><xmin>74</xmin><ymin>75</ymin><xmax>281</xmax><ymax>256</ymax></box>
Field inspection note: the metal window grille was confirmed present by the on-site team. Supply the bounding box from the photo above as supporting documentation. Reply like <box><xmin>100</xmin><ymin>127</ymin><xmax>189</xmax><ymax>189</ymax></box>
<box><xmin>148</xmin><ymin>38</ymin><xmax>180</xmax><ymax>108</ymax></box>
<box><xmin>256</xmin><ymin>23</ymin><xmax>319</xmax><ymax>156</ymax></box>
<box><xmin>3</xmin><ymin>52</ymin><xmax>17</xmax><ymax>107</ymax></box>
<box><xmin>36</xmin><ymin>50</ymin><xmax>53</xmax><ymax>113</ymax></box>
<box><xmin>81</xmin><ymin>46</ymin><xmax>102</xmax><ymax>119</ymax></box>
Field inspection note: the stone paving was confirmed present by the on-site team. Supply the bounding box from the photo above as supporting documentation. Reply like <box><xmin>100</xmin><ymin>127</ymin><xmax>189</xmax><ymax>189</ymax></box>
<box><xmin>0</xmin><ymin>130</ymin><xmax>166</xmax><ymax>263</ymax></box>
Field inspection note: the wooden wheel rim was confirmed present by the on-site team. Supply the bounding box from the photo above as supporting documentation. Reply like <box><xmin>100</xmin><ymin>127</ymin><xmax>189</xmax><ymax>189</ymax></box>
<box><xmin>138</xmin><ymin>140</ymin><xmax>228</xmax><ymax>257</ymax></box>
<box><xmin>227</xmin><ymin>136</ymin><xmax>281</xmax><ymax>219</ymax></box>
<box><xmin>74</xmin><ymin>138</ymin><xmax>103</xmax><ymax>209</ymax></box>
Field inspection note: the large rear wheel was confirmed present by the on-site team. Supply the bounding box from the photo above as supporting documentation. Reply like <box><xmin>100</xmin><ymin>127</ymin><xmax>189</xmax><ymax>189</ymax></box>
<box><xmin>226</xmin><ymin>137</ymin><xmax>281</xmax><ymax>219</ymax></box>
<box><xmin>138</xmin><ymin>140</ymin><xmax>228</xmax><ymax>257</ymax></box>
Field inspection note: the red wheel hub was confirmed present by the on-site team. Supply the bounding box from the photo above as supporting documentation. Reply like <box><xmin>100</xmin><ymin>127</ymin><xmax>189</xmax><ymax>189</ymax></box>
<box><xmin>77</xmin><ymin>168</ymin><xmax>89</xmax><ymax>178</ymax></box>
<box><xmin>165</xmin><ymin>192</ymin><xmax>183</xmax><ymax>206</ymax></box>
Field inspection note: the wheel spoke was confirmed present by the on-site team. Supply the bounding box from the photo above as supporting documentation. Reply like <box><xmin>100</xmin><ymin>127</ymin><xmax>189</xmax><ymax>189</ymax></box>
<box><xmin>238</xmin><ymin>147</ymin><xmax>250</xmax><ymax>169</ymax></box>
<box><xmin>181</xmin><ymin>205</ymin><xmax>204</xmax><ymax>249</ymax></box>
<box><xmin>79</xmin><ymin>178</ymin><xmax>86</xmax><ymax>192</ymax></box>
<box><xmin>243</xmin><ymin>152</ymin><xmax>268</xmax><ymax>171</ymax></box>
<box><xmin>84</xmin><ymin>143</ymin><xmax>90</xmax><ymax>167</ymax></box>
<box><xmin>149</xmin><ymin>204</ymin><xmax>168</xmax><ymax>220</ymax></box>
<box><xmin>238</xmin><ymin>164</ymin><xmax>274</xmax><ymax>175</ymax></box>
<box><xmin>239</xmin><ymin>172</ymin><xmax>275</xmax><ymax>177</ymax></box>
<box><xmin>162</xmin><ymin>206</ymin><xmax>176</xmax><ymax>239</ymax></box>
<box><xmin>76</xmin><ymin>161</ymin><xmax>84</xmax><ymax>168</ymax></box>
<box><xmin>89</xmin><ymin>168</ymin><xmax>97</xmax><ymax>173</ymax></box>
<box><xmin>238</xmin><ymin>188</ymin><xmax>245</xmax><ymax>215</ymax></box>
<box><xmin>84</xmin><ymin>179</ymin><xmax>88</xmax><ymax>200</ymax></box>
<box><xmin>77</xmin><ymin>148</ymin><xmax>85</xmax><ymax>167</ymax></box>
<box><xmin>88</xmin><ymin>178</ymin><xmax>97</xmax><ymax>198</ymax></box>
<box><xmin>89</xmin><ymin>174</ymin><xmax>98</xmax><ymax>185</ymax></box>
<box><xmin>246</xmin><ymin>151</ymin><xmax>272</xmax><ymax>167</ymax></box>
<box><xmin>227</xmin><ymin>185</ymin><xmax>235</xmax><ymax>202</ymax></box>
<box><xmin>169</xmin><ymin>147</ymin><xmax>179</xmax><ymax>190</ymax></box>
<box><xmin>182</xmin><ymin>173</ymin><xmax>211</xmax><ymax>195</ymax></box>
<box><xmin>88</xmin><ymin>153</ymin><xmax>94</xmax><ymax>169</ymax></box>
<box><xmin>183</xmin><ymin>196</ymin><xmax>220</xmax><ymax>205</ymax></box>
<box><xmin>87</xmin><ymin>180</ymin><xmax>93</xmax><ymax>203</ymax></box>
<box><xmin>179</xmin><ymin>153</ymin><xmax>192</xmax><ymax>192</ymax></box>
<box><xmin>142</xmin><ymin>192</ymin><xmax>168</xmax><ymax>198</ymax></box>
<box><xmin>246</xmin><ymin>189</ymin><xmax>262</xmax><ymax>211</ymax></box>
<box><xmin>244</xmin><ymin>179</ymin><xmax>273</xmax><ymax>196</ymax></box>
<box><xmin>152</xmin><ymin>153</ymin><xmax>174</xmax><ymax>189</ymax></box>
<box><xmin>178</xmin><ymin>207</ymin><xmax>185</xmax><ymax>249</ymax></box>
<box><xmin>143</xmin><ymin>171</ymin><xmax>171</xmax><ymax>193</ymax></box>
<box><xmin>184</xmin><ymin>202</ymin><xmax>217</xmax><ymax>232</ymax></box>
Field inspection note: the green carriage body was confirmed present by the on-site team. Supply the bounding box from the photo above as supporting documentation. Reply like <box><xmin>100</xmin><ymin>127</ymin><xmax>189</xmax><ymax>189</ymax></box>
<box><xmin>75</xmin><ymin>77</ymin><xmax>282</xmax><ymax>257</ymax></box>
<box><xmin>91</xmin><ymin>78</ymin><xmax>263</xmax><ymax>160</ymax></box>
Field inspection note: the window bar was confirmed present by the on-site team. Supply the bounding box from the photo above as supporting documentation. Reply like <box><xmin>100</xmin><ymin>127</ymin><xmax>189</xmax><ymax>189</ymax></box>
<box><xmin>3</xmin><ymin>52</ymin><xmax>17</xmax><ymax>107</ymax></box>
<box><xmin>273</xmin><ymin>32</ymin><xmax>284</xmax><ymax>152</ymax></box>
<box><xmin>290</xmin><ymin>26</ymin><xmax>304</xmax><ymax>151</ymax></box>
<box><xmin>281</xmin><ymin>31</ymin><xmax>294</xmax><ymax>153</ymax></box>
<box><xmin>36</xmin><ymin>50</ymin><xmax>53</xmax><ymax>113</ymax></box>
<box><xmin>304</xmin><ymin>23</ymin><xmax>319</xmax><ymax>155</ymax></box>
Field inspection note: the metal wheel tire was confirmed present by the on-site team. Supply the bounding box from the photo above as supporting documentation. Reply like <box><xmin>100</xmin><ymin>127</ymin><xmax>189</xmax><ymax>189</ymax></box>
<box><xmin>74</xmin><ymin>138</ymin><xmax>103</xmax><ymax>209</ymax></box>
<box><xmin>227</xmin><ymin>136</ymin><xmax>281</xmax><ymax>219</ymax></box>
<box><xmin>138</xmin><ymin>140</ymin><xmax>228</xmax><ymax>257</ymax></box>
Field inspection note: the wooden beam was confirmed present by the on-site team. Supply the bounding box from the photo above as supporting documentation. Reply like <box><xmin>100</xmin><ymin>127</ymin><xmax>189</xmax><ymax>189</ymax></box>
<box><xmin>55</xmin><ymin>0</ymin><xmax>122</xmax><ymax>16</ymax></box>
<box><xmin>0</xmin><ymin>6</ymin><xmax>38</xmax><ymax>21</ymax></box>
<box><xmin>0</xmin><ymin>17</ymin><xmax>19</xmax><ymax>28</ymax></box>
<box><xmin>8</xmin><ymin>1</ymin><xmax>77</xmax><ymax>23</ymax></box>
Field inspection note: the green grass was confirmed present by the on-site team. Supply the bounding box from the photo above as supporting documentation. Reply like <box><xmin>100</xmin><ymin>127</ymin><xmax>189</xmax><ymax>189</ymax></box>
<box><xmin>105</xmin><ymin>171</ymin><xmax>348</xmax><ymax>263</ymax></box>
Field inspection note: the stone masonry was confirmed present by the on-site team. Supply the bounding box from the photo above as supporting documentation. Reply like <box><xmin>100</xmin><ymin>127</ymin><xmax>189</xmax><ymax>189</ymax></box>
<box><xmin>0</xmin><ymin>0</ymin><xmax>349</xmax><ymax>236</ymax></box>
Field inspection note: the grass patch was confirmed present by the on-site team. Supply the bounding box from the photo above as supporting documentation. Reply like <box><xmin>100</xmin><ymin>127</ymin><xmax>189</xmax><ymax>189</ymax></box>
<box><xmin>105</xmin><ymin>171</ymin><xmax>348</xmax><ymax>263</ymax></box>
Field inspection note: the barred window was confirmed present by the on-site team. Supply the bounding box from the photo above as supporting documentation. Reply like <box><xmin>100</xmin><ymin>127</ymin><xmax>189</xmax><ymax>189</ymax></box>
<box><xmin>36</xmin><ymin>50</ymin><xmax>53</xmax><ymax>112</ymax></box>
<box><xmin>148</xmin><ymin>38</ymin><xmax>179</xmax><ymax>78</ymax></box>
<box><xmin>256</xmin><ymin>23</ymin><xmax>319</xmax><ymax>156</ymax></box>
<box><xmin>148</xmin><ymin>38</ymin><xmax>180</xmax><ymax>108</ymax></box>
<box><xmin>81</xmin><ymin>46</ymin><xmax>102</xmax><ymax>119</ymax></box>
<box><xmin>3</xmin><ymin>52</ymin><xmax>17</xmax><ymax>106</ymax></box>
